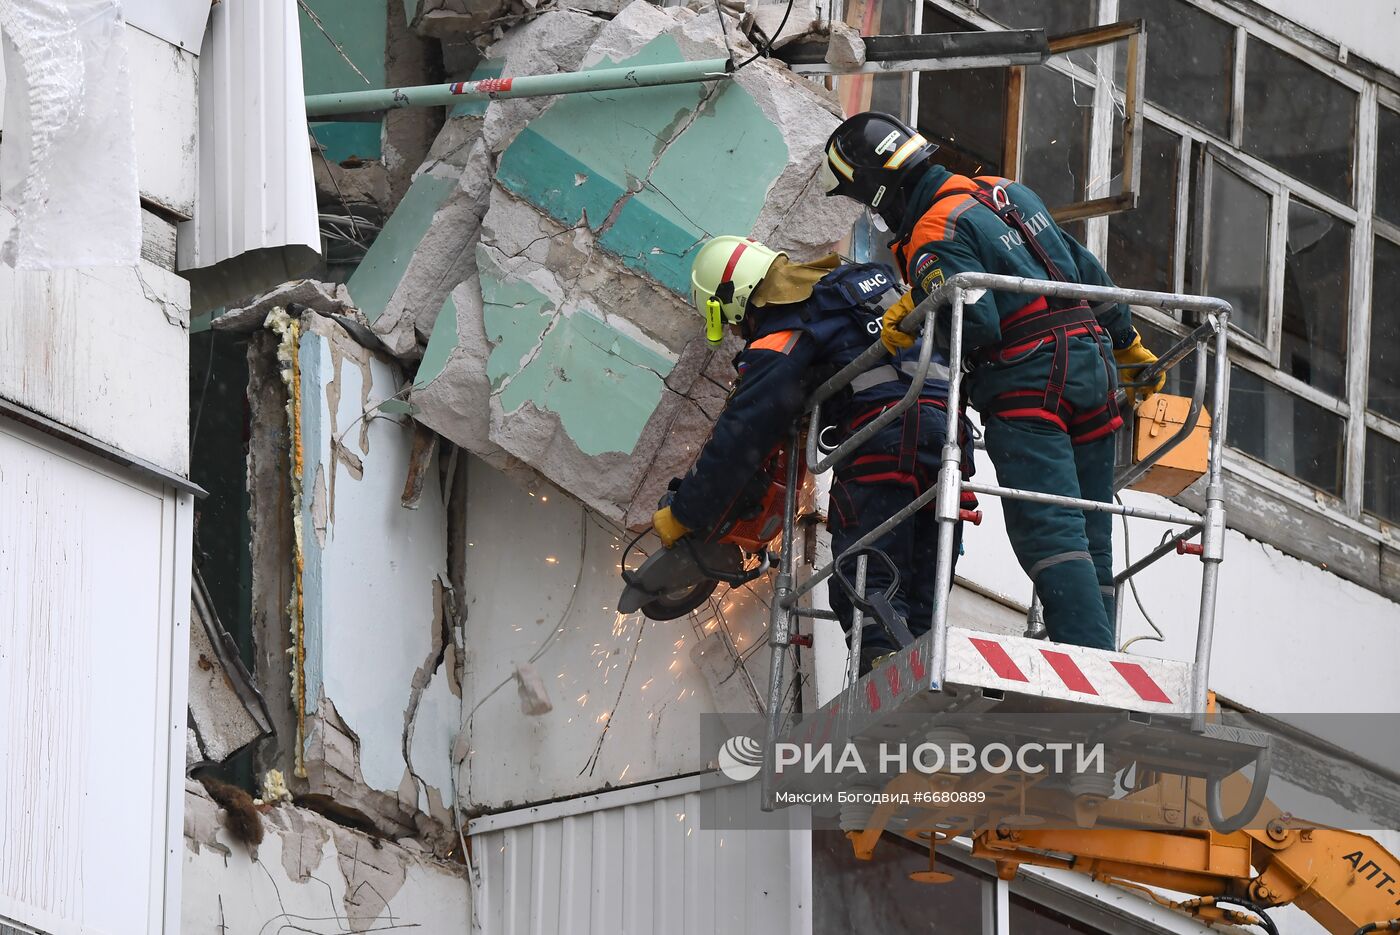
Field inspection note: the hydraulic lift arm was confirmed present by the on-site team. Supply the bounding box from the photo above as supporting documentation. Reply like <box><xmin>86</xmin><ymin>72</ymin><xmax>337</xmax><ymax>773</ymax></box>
<box><xmin>953</xmin><ymin>773</ymin><xmax>1400</xmax><ymax>934</ymax></box>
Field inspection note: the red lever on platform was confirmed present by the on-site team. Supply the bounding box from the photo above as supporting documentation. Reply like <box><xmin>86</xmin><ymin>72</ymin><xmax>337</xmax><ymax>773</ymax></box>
<box><xmin>1175</xmin><ymin>540</ymin><xmax>1204</xmax><ymax>556</ymax></box>
<box><xmin>959</xmin><ymin>509</ymin><xmax>983</xmax><ymax>525</ymax></box>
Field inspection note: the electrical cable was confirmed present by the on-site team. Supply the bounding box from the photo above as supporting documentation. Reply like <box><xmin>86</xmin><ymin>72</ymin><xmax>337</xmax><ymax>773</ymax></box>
<box><xmin>713</xmin><ymin>0</ymin><xmax>735</xmax><ymax>62</ymax></box>
<box><xmin>1115</xmin><ymin>493</ymin><xmax>1169</xmax><ymax>653</ymax></box>
<box><xmin>734</xmin><ymin>0</ymin><xmax>795</xmax><ymax>70</ymax></box>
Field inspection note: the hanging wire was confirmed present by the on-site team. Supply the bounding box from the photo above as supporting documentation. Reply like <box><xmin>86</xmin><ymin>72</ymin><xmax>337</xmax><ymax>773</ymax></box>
<box><xmin>1116</xmin><ymin>493</ymin><xmax>1169</xmax><ymax>653</ymax></box>
<box><xmin>734</xmin><ymin>0</ymin><xmax>796</xmax><ymax>70</ymax></box>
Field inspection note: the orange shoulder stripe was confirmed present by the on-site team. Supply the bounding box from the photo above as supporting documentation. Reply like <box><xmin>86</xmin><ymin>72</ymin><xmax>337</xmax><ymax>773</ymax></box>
<box><xmin>907</xmin><ymin>193</ymin><xmax>976</xmax><ymax>252</ymax></box>
<box><xmin>750</xmin><ymin>329</ymin><xmax>800</xmax><ymax>354</ymax></box>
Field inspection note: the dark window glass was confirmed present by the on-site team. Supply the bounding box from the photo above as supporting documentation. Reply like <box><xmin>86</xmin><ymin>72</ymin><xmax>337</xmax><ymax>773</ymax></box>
<box><xmin>1369</xmin><ymin>236</ymin><xmax>1400</xmax><ymax>421</ymax></box>
<box><xmin>1378</xmin><ymin>108</ymin><xmax>1400</xmax><ymax>227</ymax></box>
<box><xmin>1280</xmin><ymin>200</ymin><xmax>1350</xmax><ymax>397</ymax></box>
<box><xmin>1243</xmin><ymin>39</ymin><xmax>1356</xmax><ymax>204</ymax></box>
<box><xmin>919</xmin><ymin>6</ymin><xmax>1005</xmax><ymax>177</ymax></box>
<box><xmin>813</xmin><ymin>832</ymin><xmax>986</xmax><ymax>933</ymax></box>
<box><xmin>975</xmin><ymin>0</ymin><xmax>1096</xmax><ymax>35</ymax></box>
<box><xmin>1228</xmin><ymin>367</ymin><xmax>1345</xmax><ymax>494</ymax></box>
<box><xmin>1021</xmin><ymin>68</ymin><xmax>1093</xmax><ymax>207</ymax></box>
<box><xmin>1118</xmin><ymin>0</ymin><xmax>1233</xmax><ymax>137</ymax></box>
<box><xmin>1108</xmin><ymin>121</ymin><xmax>1180</xmax><ymax>291</ymax></box>
<box><xmin>1200</xmin><ymin>163</ymin><xmax>1270</xmax><ymax>340</ymax></box>
<box><xmin>1364</xmin><ymin>431</ymin><xmax>1400</xmax><ymax>524</ymax></box>
<box><xmin>867</xmin><ymin>0</ymin><xmax>914</xmax><ymax>119</ymax></box>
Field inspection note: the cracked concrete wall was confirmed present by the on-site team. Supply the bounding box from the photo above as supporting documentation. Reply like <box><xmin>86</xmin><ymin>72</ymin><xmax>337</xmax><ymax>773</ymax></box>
<box><xmin>247</xmin><ymin>309</ymin><xmax>462</xmax><ymax>851</ymax></box>
<box><xmin>458</xmin><ymin>455</ymin><xmax>773</xmax><ymax>812</ymax></box>
<box><xmin>182</xmin><ymin>782</ymin><xmax>470</xmax><ymax>933</ymax></box>
<box><xmin>358</xmin><ymin>1</ymin><xmax>860</xmax><ymax>526</ymax></box>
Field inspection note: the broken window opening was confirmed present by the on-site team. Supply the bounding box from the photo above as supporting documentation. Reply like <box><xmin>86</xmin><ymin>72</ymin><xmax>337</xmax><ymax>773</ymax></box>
<box><xmin>1242</xmin><ymin>37</ymin><xmax>1357</xmax><ymax>205</ymax></box>
<box><xmin>1280</xmin><ymin>198</ymin><xmax>1351</xmax><ymax>399</ymax></box>
<box><xmin>971</xmin><ymin>0</ymin><xmax>1096</xmax><ymax>44</ymax></box>
<box><xmin>918</xmin><ymin>5</ymin><xmax>1007</xmax><ymax>178</ymax></box>
<box><xmin>1021</xmin><ymin>65</ymin><xmax>1093</xmax><ymax>209</ymax></box>
<box><xmin>1108</xmin><ymin>120</ymin><xmax>1180</xmax><ymax>293</ymax></box>
<box><xmin>1363</xmin><ymin>430</ymin><xmax>1400</xmax><ymax>525</ymax></box>
<box><xmin>1117</xmin><ymin>0</ymin><xmax>1233</xmax><ymax>139</ymax></box>
<box><xmin>1369</xmin><ymin>234</ymin><xmax>1400</xmax><ymax>423</ymax></box>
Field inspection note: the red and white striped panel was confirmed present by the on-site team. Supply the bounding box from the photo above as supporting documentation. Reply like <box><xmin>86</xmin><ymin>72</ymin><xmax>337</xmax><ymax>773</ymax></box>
<box><xmin>946</xmin><ymin>630</ymin><xmax>1189</xmax><ymax>713</ymax></box>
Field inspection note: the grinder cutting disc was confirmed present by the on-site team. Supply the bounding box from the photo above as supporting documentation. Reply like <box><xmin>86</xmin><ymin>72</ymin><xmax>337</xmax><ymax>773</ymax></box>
<box><xmin>618</xmin><ymin>540</ymin><xmax>747</xmax><ymax>621</ymax></box>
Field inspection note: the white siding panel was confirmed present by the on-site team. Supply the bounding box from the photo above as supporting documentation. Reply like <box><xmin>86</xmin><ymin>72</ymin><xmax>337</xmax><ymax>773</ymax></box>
<box><xmin>128</xmin><ymin>26</ymin><xmax>198</xmax><ymax>219</ymax></box>
<box><xmin>0</xmin><ymin>235</ymin><xmax>190</xmax><ymax>476</ymax></box>
<box><xmin>471</xmin><ymin>777</ymin><xmax>807</xmax><ymax>935</ymax></box>
<box><xmin>0</xmin><ymin>419</ymin><xmax>190</xmax><ymax>935</ymax></box>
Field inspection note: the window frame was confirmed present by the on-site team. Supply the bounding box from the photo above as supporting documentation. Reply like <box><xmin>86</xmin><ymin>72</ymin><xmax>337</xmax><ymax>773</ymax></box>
<box><xmin>919</xmin><ymin>0</ymin><xmax>1397</xmax><ymax>536</ymax></box>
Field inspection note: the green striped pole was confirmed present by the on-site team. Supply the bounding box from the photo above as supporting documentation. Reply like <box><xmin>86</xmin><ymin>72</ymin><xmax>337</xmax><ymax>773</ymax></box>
<box><xmin>304</xmin><ymin>58</ymin><xmax>733</xmax><ymax>117</ymax></box>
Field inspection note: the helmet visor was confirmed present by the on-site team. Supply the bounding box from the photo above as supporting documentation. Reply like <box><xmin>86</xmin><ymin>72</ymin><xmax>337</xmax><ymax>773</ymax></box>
<box><xmin>818</xmin><ymin>158</ymin><xmax>842</xmax><ymax>196</ymax></box>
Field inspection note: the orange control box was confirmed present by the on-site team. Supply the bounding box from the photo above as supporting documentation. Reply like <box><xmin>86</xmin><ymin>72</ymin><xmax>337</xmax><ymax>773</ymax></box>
<box><xmin>1130</xmin><ymin>393</ymin><xmax>1212</xmax><ymax>497</ymax></box>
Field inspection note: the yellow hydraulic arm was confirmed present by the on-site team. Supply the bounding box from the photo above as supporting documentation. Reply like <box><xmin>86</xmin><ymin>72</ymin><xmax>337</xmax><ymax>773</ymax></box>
<box><xmin>851</xmin><ymin>772</ymin><xmax>1400</xmax><ymax>934</ymax></box>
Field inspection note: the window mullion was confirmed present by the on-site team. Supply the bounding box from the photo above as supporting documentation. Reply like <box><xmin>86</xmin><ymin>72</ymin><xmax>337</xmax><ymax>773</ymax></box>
<box><xmin>1084</xmin><ymin>0</ymin><xmax>1118</xmax><ymax>257</ymax></box>
<box><xmin>1344</xmin><ymin>81</ymin><xmax>1380</xmax><ymax>513</ymax></box>
<box><xmin>1265</xmin><ymin>183</ymin><xmax>1288</xmax><ymax>366</ymax></box>
<box><xmin>1230</xmin><ymin>26</ymin><xmax>1247</xmax><ymax>147</ymax></box>
<box><xmin>1367</xmin><ymin>413</ymin><xmax>1400</xmax><ymax>446</ymax></box>
<box><xmin>1172</xmin><ymin>133</ymin><xmax>1191</xmax><ymax>296</ymax></box>
<box><xmin>909</xmin><ymin>0</ymin><xmax>924</xmax><ymax>126</ymax></box>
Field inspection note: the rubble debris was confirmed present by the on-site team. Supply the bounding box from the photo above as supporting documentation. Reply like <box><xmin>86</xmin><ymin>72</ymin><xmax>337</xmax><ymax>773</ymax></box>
<box><xmin>399</xmin><ymin>0</ymin><xmax>859</xmax><ymax>524</ymax></box>
<box><xmin>194</xmin><ymin>774</ymin><xmax>265</xmax><ymax>850</ymax></box>
<box><xmin>187</xmin><ymin>568</ymin><xmax>274</xmax><ymax>767</ymax></box>
<box><xmin>213</xmin><ymin>279</ymin><xmax>357</xmax><ymax>334</ymax></box>
<box><xmin>514</xmin><ymin>661</ymin><xmax>553</xmax><ymax>715</ymax></box>
<box><xmin>825</xmin><ymin>20</ymin><xmax>865</xmax><ymax>68</ymax></box>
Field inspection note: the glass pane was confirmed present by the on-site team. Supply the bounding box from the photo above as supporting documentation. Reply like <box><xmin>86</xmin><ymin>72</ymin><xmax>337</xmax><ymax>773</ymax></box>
<box><xmin>918</xmin><ymin>6</ymin><xmax>1005</xmax><ymax>177</ymax></box>
<box><xmin>1280</xmin><ymin>200</ymin><xmax>1350</xmax><ymax>397</ymax></box>
<box><xmin>1370</xmin><ymin>236</ymin><xmax>1400</xmax><ymax>421</ymax></box>
<box><xmin>1021</xmin><ymin>68</ymin><xmax>1093</xmax><ymax>207</ymax></box>
<box><xmin>861</xmin><ymin>0</ymin><xmax>913</xmax><ymax>119</ymax></box>
<box><xmin>1228</xmin><ymin>367</ymin><xmax>1345</xmax><ymax>494</ymax></box>
<box><xmin>1378</xmin><ymin>108</ymin><xmax>1400</xmax><ymax>227</ymax></box>
<box><xmin>1118</xmin><ymin>0</ymin><xmax>1233</xmax><ymax>138</ymax></box>
<box><xmin>813</xmin><ymin>831</ymin><xmax>986</xmax><ymax>932</ymax></box>
<box><xmin>1202</xmin><ymin>163</ymin><xmax>1270</xmax><ymax>340</ymax></box>
<box><xmin>1243</xmin><ymin>39</ymin><xmax>1357</xmax><ymax>204</ymax></box>
<box><xmin>975</xmin><ymin>0</ymin><xmax>1096</xmax><ymax>35</ymax></box>
<box><xmin>1108</xmin><ymin>121</ymin><xmax>1180</xmax><ymax>292</ymax></box>
<box><xmin>1364</xmin><ymin>430</ymin><xmax>1400</xmax><ymax>524</ymax></box>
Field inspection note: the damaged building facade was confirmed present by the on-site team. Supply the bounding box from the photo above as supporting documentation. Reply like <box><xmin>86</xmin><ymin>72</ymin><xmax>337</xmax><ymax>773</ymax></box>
<box><xmin>2</xmin><ymin>0</ymin><xmax>1400</xmax><ymax>932</ymax></box>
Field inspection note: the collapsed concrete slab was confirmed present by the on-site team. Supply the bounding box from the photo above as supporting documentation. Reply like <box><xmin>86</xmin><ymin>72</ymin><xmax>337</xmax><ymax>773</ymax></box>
<box><xmin>397</xmin><ymin>0</ymin><xmax>860</xmax><ymax>523</ymax></box>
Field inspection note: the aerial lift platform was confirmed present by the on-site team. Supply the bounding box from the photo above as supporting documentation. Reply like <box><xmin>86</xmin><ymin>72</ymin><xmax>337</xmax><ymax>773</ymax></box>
<box><xmin>755</xmin><ymin>275</ymin><xmax>1400</xmax><ymax>933</ymax></box>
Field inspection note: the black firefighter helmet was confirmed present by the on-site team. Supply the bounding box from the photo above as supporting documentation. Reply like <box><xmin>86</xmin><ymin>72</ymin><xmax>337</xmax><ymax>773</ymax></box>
<box><xmin>821</xmin><ymin>111</ymin><xmax>938</xmax><ymax>232</ymax></box>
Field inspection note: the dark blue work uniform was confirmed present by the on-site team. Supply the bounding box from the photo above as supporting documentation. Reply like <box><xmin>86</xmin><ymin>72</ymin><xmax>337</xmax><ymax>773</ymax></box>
<box><xmin>669</xmin><ymin>262</ymin><xmax>968</xmax><ymax>656</ymax></box>
<box><xmin>891</xmin><ymin>167</ymin><xmax>1139</xmax><ymax>650</ymax></box>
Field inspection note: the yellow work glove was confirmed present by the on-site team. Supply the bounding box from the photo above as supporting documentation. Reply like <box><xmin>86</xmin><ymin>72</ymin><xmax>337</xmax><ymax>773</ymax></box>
<box><xmin>652</xmin><ymin>506</ymin><xmax>691</xmax><ymax>548</ymax></box>
<box><xmin>880</xmin><ymin>291</ymin><xmax>918</xmax><ymax>355</ymax></box>
<box><xmin>1114</xmin><ymin>333</ymin><xmax>1167</xmax><ymax>406</ymax></box>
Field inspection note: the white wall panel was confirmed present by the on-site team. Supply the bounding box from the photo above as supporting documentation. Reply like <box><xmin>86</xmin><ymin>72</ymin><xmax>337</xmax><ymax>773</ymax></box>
<box><xmin>0</xmin><ymin>209</ymin><xmax>190</xmax><ymax>475</ymax></box>
<box><xmin>470</xmin><ymin>775</ymin><xmax>810</xmax><ymax>935</ymax></box>
<box><xmin>0</xmin><ymin>419</ymin><xmax>191</xmax><ymax>935</ymax></box>
<box><xmin>129</xmin><ymin>26</ymin><xmax>198</xmax><ymax>219</ymax></box>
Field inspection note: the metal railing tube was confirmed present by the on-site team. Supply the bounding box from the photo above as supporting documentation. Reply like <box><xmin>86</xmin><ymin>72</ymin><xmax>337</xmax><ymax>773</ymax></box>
<box><xmin>761</xmin><ymin>425</ymin><xmax>804</xmax><ymax>809</ymax></box>
<box><xmin>927</xmin><ymin>288</ymin><xmax>968</xmax><ymax>691</ymax></box>
<box><xmin>1112</xmin><ymin>525</ymin><xmax>1203</xmax><ymax>584</ymax></box>
<box><xmin>845</xmin><ymin>556</ymin><xmax>868</xmax><ymax>692</ymax></box>
<box><xmin>1191</xmin><ymin>311</ymin><xmax>1232</xmax><ymax>722</ymax></box>
<box><xmin>960</xmin><ymin>482</ymin><xmax>1199</xmax><ymax>524</ymax></box>
<box><xmin>807</xmin><ymin>314</ymin><xmax>937</xmax><ymax>474</ymax></box>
